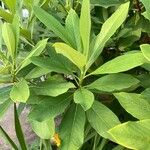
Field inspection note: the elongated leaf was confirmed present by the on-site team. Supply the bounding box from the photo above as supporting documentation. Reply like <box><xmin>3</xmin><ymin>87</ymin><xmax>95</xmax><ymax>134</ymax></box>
<box><xmin>0</xmin><ymin>74</ymin><xmax>12</xmax><ymax>83</ymax></box>
<box><xmin>31</xmin><ymin>119</ymin><xmax>55</xmax><ymax>139</ymax></box>
<box><xmin>80</xmin><ymin>0</ymin><xmax>91</xmax><ymax>58</ymax></box>
<box><xmin>2</xmin><ymin>23</ymin><xmax>16</xmax><ymax>59</ymax></box>
<box><xmin>33</xmin><ymin>6</ymin><xmax>74</xmax><ymax>47</ymax></box>
<box><xmin>14</xmin><ymin>104</ymin><xmax>28</xmax><ymax>150</ymax></box>
<box><xmin>0</xmin><ymin>126</ymin><xmax>19</xmax><ymax>150</ymax></box>
<box><xmin>0</xmin><ymin>99</ymin><xmax>12</xmax><ymax>120</ymax></box>
<box><xmin>19</xmin><ymin>39</ymin><xmax>48</xmax><ymax>70</ymax></box>
<box><xmin>10</xmin><ymin>79</ymin><xmax>30</xmax><ymax>103</ymax></box>
<box><xmin>108</xmin><ymin>119</ymin><xmax>150</xmax><ymax>150</ymax></box>
<box><xmin>29</xmin><ymin>93</ymin><xmax>72</xmax><ymax>121</ymax></box>
<box><xmin>0</xmin><ymin>7</ymin><xmax>13</xmax><ymax>23</ymax></box>
<box><xmin>87</xmin><ymin>2</ymin><xmax>129</xmax><ymax>68</ymax></box>
<box><xmin>87</xmin><ymin>73</ymin><xmax>140</xmax><ymax>92</ymax></box>
<box><xmin>59</xmin><ymin>104</ymin><xmax>85</xmax><ymax>150</ymax></box>
<box><xmin>25</xmin><ymin>66</ymin><xmax>50</xmax><ymax>79</ymax></box>
<box><xmin>32</xmin><ymin>80</ymin><xmax>75</xmax><ymax>97</ymax></box>
<box><xmin>91</xmin><ymin>52</ymin><xmax>146</xmax><ymax>75</ymax></box>
<box><xmin>12</xmin><ymin>14</ymin><xmax>20</xmax><ymax>55</ymax></box>
<box><xmin>74</xmin><ymin>88</ymin><xmax>94</xmax><ymax>111</ymax></box>
<box><xmin>141</xmin><ymin>44</ymin><xmax>150</xmax><ymax>61</ymax></box>
<box><xmin>0</xmin><ymin>86</ymin><xmax>11</xmax><ymax>103</ymax></box>
<box><xmin>87</xmin><ymin>101</ymin><xmax>120</xmax><ymax>139</ymax></box>
<box><xmin>66</xmin><ymin>9</ymin><xmax>82</xmax><ymax>52</ymax></box>
<box><xmin>114</xmin><ymin>92</ymin><xmax>150</xmax><ymax>120</ymax></box>
<box><xmin>53</xmin><ymin>42</ymin><xmax>86</xmax><ymax>69</ymax></box>
<box><xmin>2</xmin><ymin>0</ymin><xmax>16</xmax><ymax>13</ymax></box>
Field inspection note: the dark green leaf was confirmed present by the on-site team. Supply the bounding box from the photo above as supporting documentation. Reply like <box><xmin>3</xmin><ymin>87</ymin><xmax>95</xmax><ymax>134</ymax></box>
<box><xmin>28</xmin><ymin>93</ymin><xmax>72</xmax><ymax>122</ymax></box>
<box><xmin>87</xmin><ymin>73</ymin><xmax>140</xmax><ymax>92</ymax></box>
<box><xmin>59</xmin><ymin>104</ymin><xmax>85</xmax><ymax>150</ymax></box>
<box><xmin>14</xmin><ymin>103</ymin><xmax>28</xmax><ymax>150</ymax></box>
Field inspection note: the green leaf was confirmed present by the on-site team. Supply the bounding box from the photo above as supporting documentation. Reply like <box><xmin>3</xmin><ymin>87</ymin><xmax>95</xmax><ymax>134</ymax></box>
<box><xmin>90</xmin><ymin>0</ymin><xmax>121</xmax><ymax>8</ymax></box>
<box><xmin>0</xmin><ymin>7</ymin><xmax>13</xmax><ymax>23</ymax></box>
<box><xmin>91</xmin><ymin>52</ymin><xmax>146</xmax><ymax>75</ymax></box>
<box><xmin>74</xmin><ymin>88</ymin><xmax>94</xmax><ymax>111</ymax></box>
<box><xmin>0</xmin><ymin>86</ymin><xmax>11</xmax><ymax>103</ymax></box>
<box><xmin>53</xmin><ymin>42</ymin><xmax>86</xmax><ymax>69</ymax></box>
<box><xmin>114</xmin><ymin>92</ymin><xmax>150</xmax><ymax>120</ymax></box>
<box><xmin>80</xmin><ymin>0</ymin><xmax>91</xmax><ymax>58</ymax></box>
<box><xmin>87</xmin><ymin>73</ymin><xmax>140</xmax><ymax>92</ymax></box>
<box><xmin>0</xmin><ymin>99</ymin><xmax>12</xmax><ymax>120</ymax></box>
<box><xmin>141</xmin><ymin>0</ymin><xmax>150</xmax><ymax>21</ymax></box>
<box><xmin>0</xmin><ymin>126</ymin><xmax>19</xmax><ymax>150</ymax></box>
<box><xmin>0</xmin><ymin>74</ymin><xmax>12</xmax><ymax>83</ymax></box>
<box><xmin>87</xmin><ymin>101</ymin><xmax>120</xmax><ymax>139</ymax></box>
<box><xmin>30</xmin><ymin>49</ymin><xmax>77</xmax><ymax>74</ymax></box>
<box><xmin>108</xmin><ymin>119</ymin><xmax>150</xmax><ymax>150</ymax></box>
<box><xmin>141</xmin><ymin>44</ymin><xmax>150</xmax><ymax>61</ymax></box>
<box><xmin>59</xmin><ymin>104</ymin><xmax>85</xmax><ymax>150</ymax></box>
<box><xmin>25</xmin><ymin>67</ymin><xmax>50</xmax><ymax>79</ymax></box>
<box><xmin>2</xmin><ymin>23</ymin><xmax>16</xmax><ymax>59</ymax></box>
<box><xmin>33</xmin><ymin>6</ymin><xmax>74</xmax><ymax>47</ymax></box>
<box><xmin>66</xmin><ymin>9</ymin><xmax>82</xmax><ymax>52</ymax></box>
<box><xmin>14</xmin><ymin>104</ymin><xmax>28</xmax><ymax>150</ymax></box>
<box><xmin>2</xmin><ymin>0</ymin><xmax>16</xmax><ymax>13</ymax></box>
<box><xmin>31</xmin><ymin>119</ymin><xmax>55</xmax><ymax>139</ymax></box>
<box><xmin>12</xmin><ymin>14</ymin><xmax>20</xmax><ymax>55</ymax></box>
<box><xmin>10</xmin><ymin>79</ymin><xmax>30</xmax><ymax>103</ymax></box>
<box><xmin>32</xmin><ymin>80</ymin><xmax>75</xmax><ymax>97</ymax></box>
<box><xmin>87</xmin><ymin>2</ymin><xmax>130</xmax><ymax>68</ymax></box>
<box><xmin>141</xmin><ymin>88</ymin><xmax>150</xmax><ymax>104</ymax></box>
<box><xmin>29</xmin><ymin>93</ymin><xmax>72</xmax><ymax>122</ymax></box>
<box><xmin>19</xmin><ymin>39</ymin><xmax>48</xmax><ymax>70</ymax></box>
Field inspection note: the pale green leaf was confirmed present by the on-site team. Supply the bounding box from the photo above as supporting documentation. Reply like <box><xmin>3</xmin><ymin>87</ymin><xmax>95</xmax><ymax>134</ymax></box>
<box><xmin>59</xmin><ymin>104</ymin><xmax>85</xmax><ymax>150</ymax></box>
<box><xmin>53</xmin><ymin>42</ymin><xmax>86</xmax><ymax>69</ymax></box>
<box><xmin>114</xmin><ymin>92</ymin><xmax>150</xmax><ymax>120</ymax></box>
<box><xmin>12</xmin><ymin>14</ymin><xmax>20</xmax><ymax>54</ymax></box>
<box><xmin>0</xmin><ymin>7</ymin><xmax>13</xmax><ymax>23</ymax></box>
<box><xmin>74</xmin><ymin>88</ymin><xmax>94</xmax><ymax>111</ymax></box>
<box><xmin>10</xmin><ymin>79</ymin><xmax>30</xmax><ymax>103</ymax></box>
<box><xmin>2</xmin><ymin>0</ymin><xmax>16</xmax><ymax>13</ymax></box>
<box><xmin>87</xmin><ymin>101</ymin><xmax>120</xmax><ymax>139</ymax></box>
<box><xmin>31</xmin><ymin>119</ymin><xmax>55</xmax><ymax>139</ymax></box>
<box><xmin>141</xmin><ymin>0</ymin><xmax>150</xmax><ymax>20</ymax></box>
<box><xmin>108</xmin><ymin>119</ymin><xmax>150</xmax><ymax>150</ymax></box>
<box><xmin>141</xmin><ymin>44</ymin><xmax>150</xmax><ymax>61</ymax></box>
<box><xmin>91</xmin><ymin>52</ymin><xmax>146</xmax><ymax>75</ymax></box>
<box><xmin>2</xmin><ymin>23</ymin><xmax>16</xmax><ymax>59</ymax></box>
<box><xmin>19</xmin><ymin>39</ymin><xmax>48</xmax><ymax>70</ymax></box>
<box><xmin>87</xmin><ymin>2</ymin><xmax>130</xmax><ymax>68</ymax></box>
<box><xmin>87</xmin><ymin>73</ymin><xmax>140</xmax><ymax>92</ymax></box>
<box><xmin>80</xmin><ymin>0</ymin><xmax>91</xmax><ymax>58</ymax></box>
<box><xmin>141</xmin><ymin>88</ymin><xmax>150</xmax><ymax>104</ymax></box>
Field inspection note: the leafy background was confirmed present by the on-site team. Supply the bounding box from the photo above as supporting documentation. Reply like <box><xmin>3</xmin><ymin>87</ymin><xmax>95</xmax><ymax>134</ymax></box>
<box><xmin>0</xmin><ymin>0</ymin><xmax>150</xmax><ymax>150</ymax></box>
